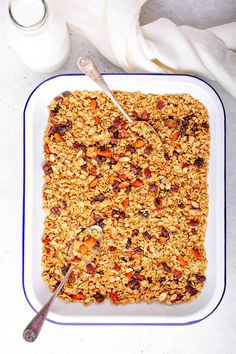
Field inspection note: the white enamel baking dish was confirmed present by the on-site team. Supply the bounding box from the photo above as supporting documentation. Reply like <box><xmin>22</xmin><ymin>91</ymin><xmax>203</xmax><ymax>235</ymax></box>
<box><xmin>22</xmin><ymin>73</ymin><xmax>226</xmax><ymax>326</ymax></box>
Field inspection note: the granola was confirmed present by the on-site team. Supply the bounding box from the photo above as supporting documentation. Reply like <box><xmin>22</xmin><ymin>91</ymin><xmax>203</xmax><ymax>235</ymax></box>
<box><xmin>42</xmin><ymin>90</ymin><xmax>210</xmax><ymax>305</ymax></box>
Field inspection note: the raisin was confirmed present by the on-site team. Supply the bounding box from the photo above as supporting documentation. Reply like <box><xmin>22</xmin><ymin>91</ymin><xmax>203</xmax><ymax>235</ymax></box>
<box><xmin>62</xmin><ymin>91</ymin><xmax>71</xmax><ymax>97</ymax></box>
<box><xmin>149</xmin><ymin>184</ymin><xmax>158</xmax><ymax>193</ymax></box>
<box><xmin>159</xmin><ymin>276</ymin><xmax>166</xmax><ymax>283</ymax></box>
<box><xmin>66</xmin><ymin>119</ymin><xmax>73</xmax><ymax>130</ymax></box>
<box><xmin>161</xmin><ymin>227</ymin><xmax>170</xmax><ymax>239</ymax></box>
<box><xmin>162</xmin><ymin>262</ymin><xmax>171</xmax><ymax>273</ymax></box>
<box><xmin>147</xmin><ymin>277</ymin><xmax>152</xmax><ymax>283</ymax></box>
<box><xmin>51</xmin><ymin>206</ymin><xmax>60</xmax><ymax>215</ymax></box>
<box><xmin>43</xmin><ymin>162</ymin><xmax>53</xmax><ymax>175</ymax></box>
<box><xmin>164</xmin><ymin>152</ymin><xmax>170</xmax><ymax>161</ymax></box>
<box><xmin>113</xmin><ymin>185</ymin><xmax>120</xmax><ymax>194</ymax></box>
<box><xmin>126</xmin><ymin>144</ymin><xmax>136</xmax><ymax>154</ymax></box>
<box><xmin>202</xmin><ymin>122</ymin><xmax>209</xmax><ymax>129</ymax></box>
<box><xmin>127</xmin><ymin>279</ymin><xmax>140</xmax><ymax>290</ymax></box>
<box><xmin>143</xmin><ymin>231</ymin><xmax>151</xmax><ymax>239</ymax></box>
<box><xmin>143</xmin><ymin>146</ymin><xmax>153</xmax><ymax>155</ymax></box>
<box><xmin>186</xmin><ymin>285</ymin><xmax>198</xmax><ymax>296</ymax></box>
<box><xmin>194</xmin><ymin>157</ymin><xmax>204</xmax><ymax>168</ymax></box>
<box><xmin>110</xmin><ymin>137</ymin><xmax>120</xmax><ymax>145</ymax></box>
<box><xmin>125</xmin><ymin>185</ymin><xmax>131</xmax><ymax>195</ymax></box>
<box><xmin>192</xmin><ymin>122</ymin><xmax>198</xmax><ymax>132</ymax></box>
<box><xmin>133</xmin><ymin>246</ymin><xmax>143</xmax><ymax>254</ymax></box>
<box><xmin>191</xmin><ymin>228</ymin><xmax>197</xmax><ymax>235</ymax></box>
<box><xmin>173</xmin><ymin>150</ymin><xmax>179</xmax><ymax>158</ymax></box>
<box><xmin>189</xmin><ymin>219</ymin><xmax>200</xmax><ymax>226</ymax></box>
<box><xmin>94</xmin><ymin>193</ymin><xmax>105</xmax><ymax>202</ymax></box>
<box><xmin>93</xmin><ymin>292</ymin><xmax>104</xmax><ymax>303</ymax></box>
<box><xmin>132</xmin><ymin>229</ymin><xmax>139</xmax><ymax>236</ymax></box>
<box><xmin>195</xmin><ymin>274</ymin><xmax>206</xmax><ymax>283</ymax></box>
<box><xmin>108</xmin><ymin>125</ymin><xmax>117</xmax><ymax>133</ymax></box>
<box><xmin>112</xmin><ymin>210</ymin><xmax>120</xmax><ymax>218</ymax></box>
<box><xmin>154</xmin><ymin>197</ymin><xmax>162</xmax><ymax>209</ymax></box>
<box><xmin>113</xmin><ymin>130</ymin><xmax>119</xmax><ymax>138</ymax></box>
<box><xmin>61</xmin><ymin>266</ymin><xmax>70</xmax><ymax>276</ymax></box>
<box><xmin>179</xmin><ymin>126</ymin><xmax>187</xmax><ymax>137</ymax></box>
<box><xmin>170</xmin><ymin>184</ymin><xmax>179</xmax><ymax>192</ymax></box>
<box><xmin>125</xmin><ymin>237</ymin><xmax>132</xmax><ymax>249</ymax></box>
<box><xmin>138</xmin><ymin>210</ymin><xmax>149</xmax><ymax>218</ymax></box>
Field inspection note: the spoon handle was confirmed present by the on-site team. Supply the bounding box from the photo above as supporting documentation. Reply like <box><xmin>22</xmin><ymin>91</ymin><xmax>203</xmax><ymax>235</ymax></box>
<box><xmin>23</xmin><ymin>266</ymin><xmax>73</xmax><ymax>342</ymax></box>
<box><xmin>77</xmin><ymin>57</ymin><xmax>133</xmax><ymax>123</ymax></box>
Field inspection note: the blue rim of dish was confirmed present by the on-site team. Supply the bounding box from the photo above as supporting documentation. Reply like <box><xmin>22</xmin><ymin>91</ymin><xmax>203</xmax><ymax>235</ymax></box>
<box><xmin>22</xmin><ymin>73</ymin><xmax>226</xmax><ymax>326</ymax></box>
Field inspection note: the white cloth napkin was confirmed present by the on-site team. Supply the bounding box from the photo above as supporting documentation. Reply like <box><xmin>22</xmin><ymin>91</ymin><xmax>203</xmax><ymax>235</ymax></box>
<box><xmin>49</xmin><ymin>0</ymin><xmax>236</xmax><ymax>97</ymax></box>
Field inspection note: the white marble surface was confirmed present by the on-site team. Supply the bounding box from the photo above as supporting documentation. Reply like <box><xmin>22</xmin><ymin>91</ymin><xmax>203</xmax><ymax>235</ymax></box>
<box><xmin>0</xmin><ymin>0</ymin><xmax>236</xmax><ymax>352</ymax></box>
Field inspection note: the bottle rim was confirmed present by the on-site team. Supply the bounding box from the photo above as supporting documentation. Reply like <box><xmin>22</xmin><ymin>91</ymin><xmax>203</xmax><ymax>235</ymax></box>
<box><xmin>8</xmin><ymin>0</ymin><xmax>48</xmax><ymax>31</ymax></box>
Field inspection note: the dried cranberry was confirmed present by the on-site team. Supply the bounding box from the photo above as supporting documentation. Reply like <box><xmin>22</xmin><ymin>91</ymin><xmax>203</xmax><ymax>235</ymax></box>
<box><xmin>189</xmin><ymin>219</ymin><xmax>200</xmax><ymax>226</ymax></box>
<box><xmin>113</xmin><ymin>118</ymin><xmax>123</xmax><ymax>127</ymax></box>
<box><xmin>164</xmin><ymin>152</ymin><xmax>170</xmax><ymax>161</ymax></box>
<box><xmin>126</xmin><ymin>144</ymin><xmax>136</xmax><ymax>154</ymax></box>
<box><xmin>109</xmin><ymin>245</ymin><xmax>117</xmax><ymax>252</ymax></box>
<box><xmin>138</xmin><ymin>210</ymin><xmax>149</xmax><ymax>218</ymax></box>
<box><xmin>51</xmin><ymin>207</ymin><xmax>60</xmax><ymax>215</ymax></box>
<box><xmin>140</xmin><ymin>112</ymin><xmax>150</xmax><ymax>121</ymax></box>
<box><xmin>110</xmin><ymin>137</ymin><xmax>120</xmax><ymax>145</ymax></box>
<box><xmin>162</xmin><ymin>262</ymin><xmax>171</xmax><ymax>273</ymax></box>
<box><xmin>94</xmin><ymin>193</ymin><xmax>105</xmax><ymax>202</ymax></box>
<box><xmin>72</xmin><ymin>141</ymin><xmax>81</xmax><ymax>149</ymax></box>
<box><xmin>191</xmin><ymin>228</ymin><xmax>197</xmax><ymax>235</ymax></box>
<box><xmin>143</xmin><ymin>231</ymin><xmax>151</xmax><ymax>239</ymax></box>
<box><xmin>125</xmin><ymin>237</ymin><xmax>132</xmax><ymax>249</ymax></box>
<box><xmin>195</xmin><ymin>274</ymin><xmax>206</xmax><ymax>283</ymax></box>
<box><xmin>43</xmin><ymin>162</ymin><xmax>53</xmax><ymax>175</ymax></box>
<box><xmin>170</xmin><ymin>184</ymin><xmax>179</xmax><ymax>192</ymax></box>
<box><xmin>154</xmin><ymin>197</ymin><xmax>162</xmax><ymax>209</ymax></box>
<box><xmin>149</xmin><ymin>184</ymin><xmax>158</xmax><ymax>193</ymax></box>
<box><xmin>143</xmin><ymin>146</ymin><xmax>153</xmax><ymax>155</ymax></box>
<box><xmin>157</xmin><ymin>100</ymin><xmax>165</xmax><ymax>110</ymax></box>
<box><xmin>127</xmin><ymin>279</ymin><xmax>140</xmax><ymax>290</ymax></box>
<box><xmin>194</xmin><ymin>157</ymin><xmax>204</xmax><ymax>168</ymax></box>
<box><xmin>93</xmin><ymin>292</ymin><xmax>104</xmax><ymax>303</ymax></box>
<box><xmin>120</xmin><ymin>211</ymin><xmax>126</xmax><ymax>219</ymax></box>
<box><xmin>144</xmin><ymin>167</ymin><xmax>151</xmax><ymax>178</ymax></box>
<box><xmin>86</xmin><ymin>264</ymin><xmax>96</xmax><ymax>275</ymax></box>
<box><xmin>132</xmin><ymin>229</ymin><xmax>139</xmax><ymax>236</ymax></box>
<box><xmin>113</xmin><ymin>263</ymin><xmax>121</xmax><ymax>272</ymax></box>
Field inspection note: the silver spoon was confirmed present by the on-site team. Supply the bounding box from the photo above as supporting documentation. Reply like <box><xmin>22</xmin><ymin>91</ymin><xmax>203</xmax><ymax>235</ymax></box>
<box><xmin>23</xmin><ymin>225</ymin><xmax>103</xmax><ymax>342</ymax></box>
<box><xmin>77</xmin><ymin>57</ymin><xmax>158</xmax><ymax>136</ymax></box>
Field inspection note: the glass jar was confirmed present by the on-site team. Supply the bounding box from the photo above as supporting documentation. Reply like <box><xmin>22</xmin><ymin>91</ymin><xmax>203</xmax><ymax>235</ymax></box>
<box><xmin>8</xmin><ymin>0</ymin><xmax>71</xmax><ymax>73</ymax></box>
